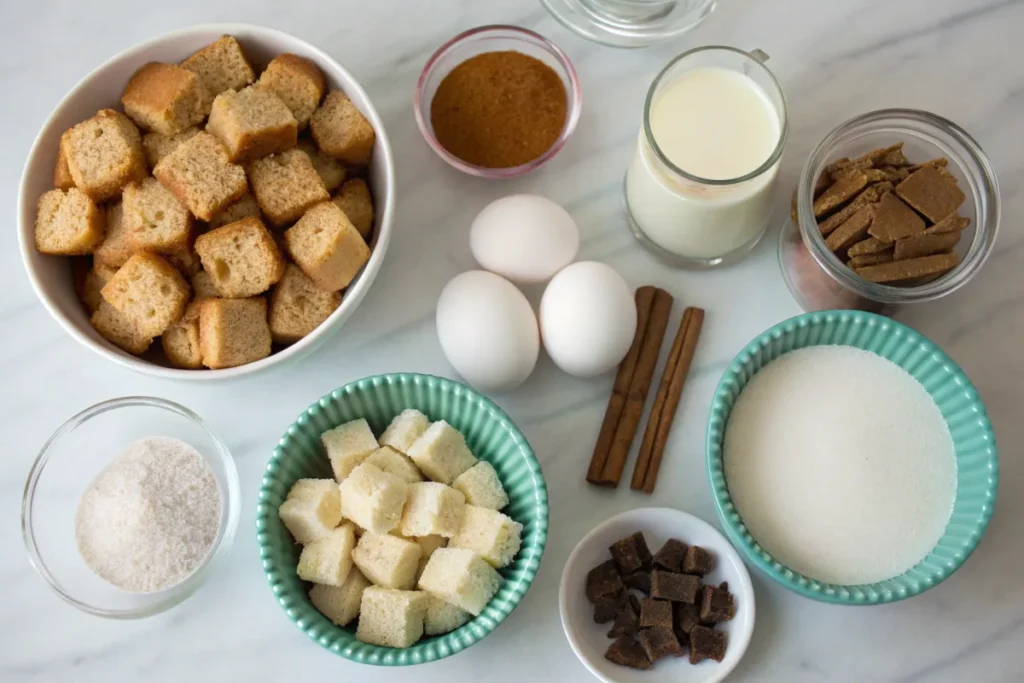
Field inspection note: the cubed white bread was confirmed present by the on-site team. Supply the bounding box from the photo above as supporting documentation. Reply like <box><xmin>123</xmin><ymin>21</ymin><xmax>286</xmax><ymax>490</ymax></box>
<box><xmin>364</xmin><ymin>446</ymin><xmax>423</xmax><ymax>484</ymax></box>
<box><xmin>399</xmin><ymin>534</ymin><xmax>447</xmax><ymax>582</ymax></box>
<box><xmin>339</xmin><ymin>463</ymin><xmax>409</xmax><ymax>534</ymax></box>
<box><xmin>424</xmin><ymin>595</ymin><xmax>472</xmax><ymax>636</ymax></box>
<box><xmin>297</xmin><ymin>522</ymin><xmax>355</xmax><ymax>586</ymax></box>
<box><xmin>399</xmin><ymin>482</ymin><xmax>466</xmax><ymax>538</ymax></box>
<box><xmin>417</xmin><ymin>547</ymin><xmax>501</xmax><ymax>616</ymax></box>
<box><xmin>448</xmin><ymin>505</ymin><xmax>523</xmax><ymax>569</ymax></box>
<box><xmin>321</xmin><ymin>418</ymin><xmax>379</xmax><ymax>482</ymax></box>
<box><xmin>452</xmin><ymin>461</ymin><xmax>509</xmax><ymax>511</ymax></box>
<box><xmin>355</xmin><ymin>587</ymin><xmax>429</xmax><ymax>649</ymax></box>
<box><xmin>379</xmin><ymin>409</ymin><xmax>430</xmax><ymax>454</ymax></box>
<box><xmin>407</xmin><ymin>421</ymin><xmax>477</xmax><ymax>484</ymax></box>
<box><xmin>309</xmin><ymin>567</ymin><xmax>371</xmax><ymax>627</ymax></box>
<box><xmin>351</xmin><ymin>532</ymin><xmax>422</xmax><ymax>590</ymax></box>
<box><xmin>279</xmin><ymin>478</ymin><xmax>341</xmax><ymax>544</ymax></box>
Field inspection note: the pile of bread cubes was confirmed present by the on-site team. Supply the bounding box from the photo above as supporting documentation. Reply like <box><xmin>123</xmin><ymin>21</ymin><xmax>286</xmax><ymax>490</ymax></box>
<box><xmin>278</xmin><ymin>409</ymin><xmax>524</xmax><ymax>649</ymax></box>
<box><xmin>33</xmin><ymin>35</ymin><xmax>377</xmax><ymax>369</ymax></box>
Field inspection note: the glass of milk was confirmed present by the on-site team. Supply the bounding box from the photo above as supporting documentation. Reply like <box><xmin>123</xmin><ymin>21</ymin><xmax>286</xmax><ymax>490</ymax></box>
<box><xmin>625</xmin><ymin>46</ymin><xmax>788</xmax><ymax>268</ymax></box>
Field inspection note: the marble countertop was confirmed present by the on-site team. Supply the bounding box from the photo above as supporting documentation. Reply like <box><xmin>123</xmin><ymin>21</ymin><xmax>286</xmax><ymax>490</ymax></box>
<box><xmin>2</xmin><ymin>0</ymin><xmax>1022</xmax><ymax>681</ymax></box>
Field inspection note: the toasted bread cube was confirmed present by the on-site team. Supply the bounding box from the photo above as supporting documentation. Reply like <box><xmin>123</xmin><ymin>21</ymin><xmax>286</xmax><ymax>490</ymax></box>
<box><xmin>333</xmin><ymin>178</ymin><xmax>374</xmax><ymax>239</ymax></box>
<box><xmin>73</xmin><ymin>258</ymin><xmax>115</xmax><ymax>314</ymax></box>
<box><xmin>407</xmin><ymin>421</ymin><xmax>477</xmax><ymax>484</ymax></box>
<box><xmin>298</xmin><ymin>139</ymin><xmax>345</xmax><ymax>191</ymax></box>
<box><xmin>247</xmin><ymin>149</ymin><xmax>329</xmax><ymax>227</ymax></box>
<box><xmin>90</xmin><ymin>300</ymin><xmax>152</xmax><ymax>354</ymax></box>
<box><xmin>452</xmin><ymin>462</ymin><xmax>509</xmax><ymax>511</ymax></box>
<box><xmin>198</xmin><ymin>296</ymin><xmax>271</xmax><ymax>369</ymax></box>
<box><xmin>53</xmin><ymin>144</ymin><xmax>75</xmax><ymax>190</ymax></box>
<box><xmin>164</xmin><ymin>244</ymin><xmax>202</xmax><ymax>277</ymax></box>
<box><xmin>162</xmin><ymin>300</ymin><xmax>203</xmax><ymax>369</ymax></box>
<box><xmin>121</xmin><ymin>63</ymin><xmax>212</xmax><ymax>136</ymax></box>
<box><xmin>34</xmin><ymin>188</ymin><xmax>104</xmax><ymax>255</ymax></box>
<box><xmin>321</xmin><ymin>418</ymin><xmax>379</xmax><ymax>482</ymax></box>
<box><xmin>352</xmin><ymin>532</ymin><xmax>422</xmax><ymax>590</ymax></box>
<box><xmin>208</xmin><ymin>191</ymin><xmax>261</xmax><ymax>229</ymax></box>
<box><xmin>298</xmin><ymin>522</ymin><xmax>356</xmax><ymax>586</ymax></box>
<box><xmin>194</xmin><ymin>217</ymin><xmax>285</xmax><ymax>297</ymax></box>
<box><xmin>257</xmin><ymin>54</ymin><xmax>325</xmax><ymax>129</ymax></box>
<box><xmin>206</xmin><ymin>85</ymin><xmax>297</xmax><ymax>162</ymax></box>
<box><xmin>268</xmin><ymin>263</ymin><xmax>341</xmax><ymax>344</ymax></box>
<box><xmin>180</xmin><ymin>35</ymin><xmax>255</xmax><ymax>96</ymax></box>
<box><xmin>60</xmin><ymin>110</ymin><xmax>147</xmax><ymax>202</ymax></box>
<box><xmin>379</xmin><ymin>409</ymin><xmax>430</xmax><ymax>455</ymax></box>
<box><xmin>279</xmin><ymin>478</ymin><xmax>342</xmax><ymax>544</ymax></box>
<box><xmin>310</xmin><ymin>90</ymin><xmax>375</xmax><ymax>165</ymax></box>
<box><xmin>417</xmin><ymin>547</ymin><xmax>501</xmax><ymax>616</ymax></box>
<box><xmin>309</xmin><ymin>567</ymin><xmax>371</xmax><ymax>627</ymax></box>
<box><xmin>449</xmin><ymin>505</ymin><xmax>523</xmax><ymax>569</ymax></box>
<box><xmin>93</xmin><ymin>203</ymin><xmax>135</xmax><ymax>267</ymax></box>
<box><xmin>153</xmin><ymin>131</ymin><xmax>248</xmax><ymax>221</ymax></box>
<box><xmin>142</xmin><ymin>127</ymin><xmax>201</xmax><ymax>168</ymax></box>
<box><xmin>399</xmin><ymin>482</ymin><xmax>466</xmax><ymax>538</ymax></box>
<box><xmin>191</xmin><ymin>270</ymin><xmax>219</xmax><ymax>298</ymax></box>
<box><xmin>285</xmin><ymin>202</ymin><xmax>370</xmax><ymax>291</ymax></box>
<box><xmin>424</xmin><ymin>595</ymin><xmax>471</xmax><ymax>636</ymax></box>
<box><xmin>100</xmin><ymin>252</ymin><xmax>189</xmax><ymax>337</ymax></box>
<box><xmin>122</xmin><ymin>177</ymin><xmax>193</xmax><ymax>253</ymax></box>
<box><xmin>338</xmin><ymin>462</ymin><xmax>409</xmax><ymax>534</ymax></box>
<box><xmin>364</xmin><ymin>446</ymin><xmax>423</xmax><ymax>484</ymax></box>
<box><xmin>356</xmin><ymin>587</ymin><xmax>429</xmax><ymax>648</ymax></box>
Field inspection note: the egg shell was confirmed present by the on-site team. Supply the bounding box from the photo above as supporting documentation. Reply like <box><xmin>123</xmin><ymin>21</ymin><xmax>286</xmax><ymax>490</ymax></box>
<box><xmin>539</xmin><ymin>261</ymin><xmax>637</xmax><ymax>378</ymax></box>
<box><xmin>436</xmin><ymin>270</ymin><xmax>540</xmax><ymax>392</ymax></box>
<box><xmin>470</xmin><ymin>194</ymin><xmax>580</xmax><ymax>284</ymax></box>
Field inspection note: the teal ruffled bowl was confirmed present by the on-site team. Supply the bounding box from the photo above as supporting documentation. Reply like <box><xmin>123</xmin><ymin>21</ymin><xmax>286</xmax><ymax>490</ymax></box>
<box><xmin>707</xmin><ymin>310</ymin><xmax>997</xmax><ymax>604</ymax></box>
<box><xmin>257</xmin><ymin>373</ymin><xmax>548</xmax><ymax>664</ymax></box>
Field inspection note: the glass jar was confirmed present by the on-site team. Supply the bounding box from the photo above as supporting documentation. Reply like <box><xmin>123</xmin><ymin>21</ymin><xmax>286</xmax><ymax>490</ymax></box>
<box><xmin>541</xmin><ymin>0</ymin><xmax>715</xmax><ymax>48</ymax></box>
<box><xmin>780</xmin><ymin>109</ymin><xmax>1000</xmax><ymax>312</ymax></box>
<box><xmin>625</xmin><ymin>46</ymin><xmax>788</xmax><ymax>268</ymax></box>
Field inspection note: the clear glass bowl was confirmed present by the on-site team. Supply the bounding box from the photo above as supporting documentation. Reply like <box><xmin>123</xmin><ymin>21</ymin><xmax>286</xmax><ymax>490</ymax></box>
<box><xmin>22</xmin><ymin>397</ymin><xmax>240</xmax><ymax>618</ymax></box>
<box><xmin>780</xmin><ymin>109</ymin><xmax>1000</xmax><ymax>312</ymax></box>
<box><xmin>414</xmin><ymin>25</ymin><xmax>582</xmax><ymax>179</ymax></box>
<box><xmin>541</xmin><ymin>0</ymin><xmax>715</xmax><ymax>48</ymax></box>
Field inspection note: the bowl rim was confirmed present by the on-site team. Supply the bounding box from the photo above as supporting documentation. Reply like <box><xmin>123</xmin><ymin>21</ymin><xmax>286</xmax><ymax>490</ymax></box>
<box><xmin>17</xmin><ymin>22</ymin><xmax>396</xmax><ymax>381</ymax></box>
<box><xmin>21</xmin><ymin>396</ymin><xmax>241</xmax><ymax>618</ymax></box>
<box><xmin>255</xmin><ymin>372</ymin><xmax>550</xmax><ymax>665</ymax></box>
<box><xmin>705</xmin><ymin>310</ymin><xmax>999</xmax><ymax>604</ymax></box>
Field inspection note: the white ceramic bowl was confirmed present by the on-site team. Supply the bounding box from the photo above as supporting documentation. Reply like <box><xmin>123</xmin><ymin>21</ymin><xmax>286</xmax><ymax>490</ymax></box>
<box><xmin>559</xmin><ymin>508</ymin><xmax>755</xmax><ymax>683</ymax></box>
<box><xmin>17</xmin><ymin>24</ymin><xmax>395</xmax><ymax>380</ymax></box>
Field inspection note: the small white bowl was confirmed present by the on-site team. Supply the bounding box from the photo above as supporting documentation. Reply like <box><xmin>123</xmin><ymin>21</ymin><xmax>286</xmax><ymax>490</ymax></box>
<box><xmin>559</xmin><ymin>508</ymin><xmax>755</xmax><ymax>683</ymax></box>
<box><xmin>17</xmin><ymin>24</ymin><xmax>395</xmax><ymax>380</ymax></box>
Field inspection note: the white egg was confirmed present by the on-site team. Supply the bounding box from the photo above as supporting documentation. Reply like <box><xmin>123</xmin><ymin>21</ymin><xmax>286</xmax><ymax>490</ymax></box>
<box><xmin>436</xmin><ymin>270</ymin><xmax>540</xmax><ymax>392</ymax></box>
<box><xmin>470</xmin><ymin>194</ymin><xmax>580</xmax><ymax>284</ymax></box>
<box><xmin>539</xmin><ymin>261</ymin><xmax>637</xmax><ymax>378</ymax></box>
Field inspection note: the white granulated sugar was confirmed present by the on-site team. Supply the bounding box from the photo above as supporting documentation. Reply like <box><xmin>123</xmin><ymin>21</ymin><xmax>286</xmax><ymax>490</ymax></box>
<box><xmin>75</xmin><ymin>437</ymin><xmax>221</xmax><ymax>593</ymax></box>
<box><xmin>723</xmin><ymin>346</ymin><xmax>956</xmax><ymax>585</ymax></box>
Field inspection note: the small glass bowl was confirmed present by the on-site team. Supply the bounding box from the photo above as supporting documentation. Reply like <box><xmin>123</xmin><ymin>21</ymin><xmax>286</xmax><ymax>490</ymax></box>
<box><xmin>414</xmin><ymin>25</ymin><xmax>582</xmax><ymax>179</ymax></box>
<box><xmin>542</xmin><ymin>0</ymin><xmax>716</xmax><ymax>49</ymax></box>
<box><xmin>780</xmin><ymin>109</ymin><xmax>1000</xmax><ymax>313</ymax></box>
<box><xmin>22</xmin><ymin>397</ymin><xmax>240</xmax><ymax>619</ymax></box>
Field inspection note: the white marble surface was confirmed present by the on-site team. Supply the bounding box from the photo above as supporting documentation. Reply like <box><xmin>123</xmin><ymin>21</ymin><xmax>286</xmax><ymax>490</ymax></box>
<box><xmin>2</xmin><ymin>0</ymin><xmax>1022</xmax><ymax>680</ymax></box>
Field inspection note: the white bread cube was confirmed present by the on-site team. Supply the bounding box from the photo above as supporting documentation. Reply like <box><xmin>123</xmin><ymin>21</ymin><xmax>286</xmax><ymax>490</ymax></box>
<box><xmin>399</xmin><ymin>482</ymin><xmax>466</xmax><ymax>538</ymax></box>
<box><xmin>279</xmin><ymin>479</ymin><xmax>341</xmax><ymax>544</ymax></box>
<box><xmin>449</xmin><ymin>505</ymin><xmax>523</xmax><ymax>568</ymax></box>
<box><xmin>309</xmin><ymin>568</ymin><xmax>371</xmax><ymax>627</ymax></box>
<box><xmin>339</xmin><ymin>463</ymin><xmax>409</xmax><ymax>534</ymax></box>
<box><xmin>379</xmin><ymin>409</ymin><xmax>430</xmax><ymax>454</ymax></box>
<box><xmin>364</xmin><ymin>446</ymin><xmax>423</xmax><ymax>484</ymax></box>
<box><xmin>452</xmin><ymin>461</ymin><xmax>509</xmax><ymax>511</ymax></box>
<box><xmin>424</xmin><ymin>595</ymin><xmax>471</xmax><ymax>636</ymax></box>
<box><xmin>321</xmin><ymin>419</ymin><xmax>379</xmax><ymax>482</ymax></box>
<box><xmin>297</xmin><ymin>522</ymin><xmax>355</xmax><ymax>586</ymax></box>
<box><xmin>352</xmin><ymin>532</ymin><xmax>422</xmax><ymax>590</ymax></box>
<box><xmin>417</xmin><ymin>547</ymin><xmax>501</xmax><ymax>616</ymax></box>
<box><xmin>407</xmin><ymin>421</ymin><xmax>477</xmax><ymax>484</ymax></box>
<box><xmin>399</xmin><ymin>534</ymin><xmax>447</xmax><ymax>582</ymax></box>
<box><xmin>355</xmin><ymin>587</ymin><xmax>428</xmax><ymax>649</ymax></box>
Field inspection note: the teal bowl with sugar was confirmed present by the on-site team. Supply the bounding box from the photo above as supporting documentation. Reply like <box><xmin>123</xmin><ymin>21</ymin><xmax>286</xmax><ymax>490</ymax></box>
<box><xmin>256</xmin><ymin>373</ymin><xmax>548</xmax><ymax>664</ymax></box>
<box><xmin>706</xmin><ymin>310</ymin><xmax>997</xmax><ymax>605</ymax></box>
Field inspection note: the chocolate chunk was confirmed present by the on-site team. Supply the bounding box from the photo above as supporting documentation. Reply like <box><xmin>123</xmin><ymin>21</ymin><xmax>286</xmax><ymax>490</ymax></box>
<box><xmin>893</xmin><ymin>231</ymin><xmax>961</xmax><ymax>260</ymax></box>
<box><xmin>594</xmin><ymin>591</ymin><xmax>628</xmax><ymax>624</ymax></box>
<box><xmin>682</xmin><ymin>546</ymin><xmax>713</xmax><ymax>575</ymax></box>
<box><xmin>847</xmin><ymin>236</ymin><xmax>890</xmax><ymax>257</ymax></box>
<box><xmin>689</xmin><ymin>625</ymin><xmax>727</xmax><ymax>664</ymax></box>
<box><xmin>586</xmin><ymin>560</ymin><xmax>623</xmax><ymax>603</ymax></box>
<box><xmin>638</xmin><ymin>597</ymin><xmax>673</xmax><ymax>629</ymax></box>
<box><xmin>818</xmin><ymin>182</ymin><xmax>892</xmax><ymax>235</ymax></box>
<box><xmin>610</xmin><ymin>532</ymin><xmax>651</xmax><ymax>574</ymax></box>
<box><xmin>867</xmin><ymin>193</ymin><xmax>925</xmax><ymax>243</ymax></box>
<box><xmin>653</xmin><ymin>538</ymin><xmax>688</xmax><ymax>572</ymax></box>
<box><xmin>848</xmin><ymin>251</ymin><xmax>894</xmax><ymax>268</ymax></box>
<box><xmin>814</xmin><ymin>170</ymin><xmax>868</xmax><ymax>217</ymax></box>
<box><xmin>650</xmin><ymin>570</ymin><xmax>702</xmax><ymax>604</ymax></box>
<box><xmin>825</xmin><ymin>205</ymin><xmax>875</xmax><ymax>252</ymax></box>
<box><xmin>896</xmin><ymin>166</ymin><xmax>966</xmax><ymax>223</ymax></box>
<box><xmin>699</xmin><ymin>582</ymin><xmax>737</xmax><ymax>624</ymax></box>
<box><xmin>607</xmin><ymin>606</ymin><xmax>639</xmax><ymax>639</ymax></box>
<box><xmin>855</xmin><ymin>252</ymin><xmax>960</xmax><ymax>284</ymax></box>
<box><xmin>605</xmin><ymin>635</ymin><xmax>652</xmax><ymax>670</ymax></box>
<box><xmin>639</xmin><ymin>627</ymin><xmax>685</xmax><ymax>661</ymax></box>
<box><xmin>624</xmin><ymin>570</ymin><xmax>651</xmax><ymax>594</ymax></box>
<box><xmin>629</xmin><ymin>593</ymin><xmax>641</xmax><ymax>616</ymax></box>
<box><xmin>675</xmin><ymin>602</ymin><xmax>701</xmax><ymax>640</ymax></box>
<box><xmin>927</xmin><ymin>213</ymin><xmax>970</xmax><ymax>235</ymax></box>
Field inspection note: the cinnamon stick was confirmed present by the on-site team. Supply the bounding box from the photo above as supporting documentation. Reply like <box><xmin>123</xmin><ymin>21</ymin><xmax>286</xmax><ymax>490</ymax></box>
<box><xmin>631</xmin><ymin>307</ymin><xmax>705</xmax><ymax>493</ymax></box>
